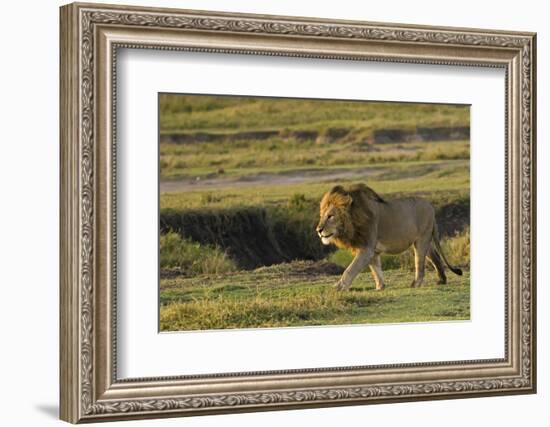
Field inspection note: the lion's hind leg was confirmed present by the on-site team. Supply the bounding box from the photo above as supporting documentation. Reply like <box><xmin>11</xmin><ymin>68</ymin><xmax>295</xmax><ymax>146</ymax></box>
<box><xmin>427</xmin><ymin>246</ymin><xmax>447</xmax><ymax>285</ymax></box>
<box><xmin>411</xmin><ymin>237</ymin><xmax>431</xmax><ymax>288</ymax></box>
<box><xmin>368</xmin><ymin>254</ymin><xmax>385</xmax><ymax>291</ymax></box>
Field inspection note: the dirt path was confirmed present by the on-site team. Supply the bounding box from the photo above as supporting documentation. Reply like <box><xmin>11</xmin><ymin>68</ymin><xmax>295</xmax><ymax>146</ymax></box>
<box><xmin>159</xmin><ymin>159</ymin><xmax>468</xmax><ymax>193</ymax></box>
<box><xmin>160</xmin><ymin>166</ymin><xmax>387</xmax><ymax>193</ymax></box>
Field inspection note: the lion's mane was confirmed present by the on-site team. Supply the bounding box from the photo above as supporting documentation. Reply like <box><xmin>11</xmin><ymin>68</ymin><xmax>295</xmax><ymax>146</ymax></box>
<box><xmin>320</xmin><ymin>183</ymin><xmax>385</xmax><ymax>254</ymax></box>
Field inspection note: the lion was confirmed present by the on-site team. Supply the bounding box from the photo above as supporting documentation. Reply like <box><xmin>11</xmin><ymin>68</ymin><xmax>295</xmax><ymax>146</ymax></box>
<box><xmin>316</xmin><ymin>183</ymin><xmax>463</xmax><ymax>291</ymax></box>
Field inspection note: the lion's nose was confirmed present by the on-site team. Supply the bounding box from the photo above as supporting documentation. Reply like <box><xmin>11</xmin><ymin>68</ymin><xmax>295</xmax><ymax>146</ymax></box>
<box><xmin>316</xmin><ymin>225</ymin><xmax>324</xmax><ymax>233</ymax></box>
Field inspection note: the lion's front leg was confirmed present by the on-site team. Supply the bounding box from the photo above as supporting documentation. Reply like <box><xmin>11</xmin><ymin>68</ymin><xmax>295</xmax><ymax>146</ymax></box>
<box><xmin>335</xmin><ymin>248</ymin><xmax>373</xmax><ymax>291</ymax></box>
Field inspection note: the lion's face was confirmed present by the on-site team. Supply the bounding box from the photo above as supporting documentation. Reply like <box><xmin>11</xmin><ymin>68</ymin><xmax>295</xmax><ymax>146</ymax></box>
<box><xmin>316</xmin><ymin>205</ymin><xmax>342</xmax><ymax>245</ymax></box>
<box><xmin>317</xmin><ymin>192</ymin><xmax>352</xmax><ymax>246</ymax></box>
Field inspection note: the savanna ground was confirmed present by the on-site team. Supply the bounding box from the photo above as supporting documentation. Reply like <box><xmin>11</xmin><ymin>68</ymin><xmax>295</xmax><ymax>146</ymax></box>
<box><xmin>159</xmin><ymin>94</ymin><xmax>471</xmax><ymax>331</ymax></box>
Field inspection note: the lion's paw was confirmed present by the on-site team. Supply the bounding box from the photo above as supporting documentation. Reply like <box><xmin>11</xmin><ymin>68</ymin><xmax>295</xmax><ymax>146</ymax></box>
<box><xmin>335</xmin><ymin>279</ymin><xmax>351</xmax><ymax>291</ymax></box>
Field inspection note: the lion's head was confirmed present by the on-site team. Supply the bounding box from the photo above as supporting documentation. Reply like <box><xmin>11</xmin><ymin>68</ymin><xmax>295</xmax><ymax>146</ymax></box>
<box><xmin>316</xmin><ymin>186</ymin><xmax>353</xmax><ymax>246</ymax></box>
<box><xmin>316</xmin><ymin>184</ymin><xmax>385</xmax><ymax>251</ymax></box>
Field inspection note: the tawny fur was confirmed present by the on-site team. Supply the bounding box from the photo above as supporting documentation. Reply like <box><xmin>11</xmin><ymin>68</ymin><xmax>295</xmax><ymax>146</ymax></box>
<box><xmin>319</xmin><ymin>184</ymin><xmax>381</xmax><ymax>254</ymax></box>
<box><xmin>317</xmin><ymin>183</ymin><xmax>462</xmax><ymax>290</ymax></box>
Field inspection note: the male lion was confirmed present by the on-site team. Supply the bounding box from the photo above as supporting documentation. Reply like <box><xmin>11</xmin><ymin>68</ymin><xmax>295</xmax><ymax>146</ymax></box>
<box><xmin>316</xmin><ymin>183</ymin><xmax>462</xmax><ymax>291</ymax></box>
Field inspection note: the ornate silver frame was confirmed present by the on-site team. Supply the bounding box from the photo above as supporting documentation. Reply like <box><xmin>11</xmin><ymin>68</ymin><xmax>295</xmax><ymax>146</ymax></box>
<box><xmin>60</xmin><ymin>2</ymin><xmax>537</xmax><ymax>423</ymax></box>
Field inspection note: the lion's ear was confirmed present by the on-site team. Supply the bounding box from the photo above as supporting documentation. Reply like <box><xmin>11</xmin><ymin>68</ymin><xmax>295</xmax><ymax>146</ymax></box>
<box><xmin>330</xmin><ymin>185</ymin><xmax>347</xmax><ymax>195</ymax></box>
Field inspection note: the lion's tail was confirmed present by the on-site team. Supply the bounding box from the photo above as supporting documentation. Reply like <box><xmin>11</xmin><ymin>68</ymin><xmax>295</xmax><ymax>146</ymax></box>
<box><xmin>432</xmin><ymin>223</ymin><xmax>463</xmax><ymax>276</ymax></box>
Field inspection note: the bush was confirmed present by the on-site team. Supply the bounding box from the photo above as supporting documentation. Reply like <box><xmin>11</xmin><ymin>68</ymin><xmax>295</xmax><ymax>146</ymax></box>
<box><xmin>271</xmin><ymin>196</ymin><xmax>330</xmax><ymax>263</ymax></box>
<box><xmin>287</xmin><ymin>193</ymin><xmax>307</xmax><ymax>210</ymax></box>
<box><xmin>441</xmin><ymin>227</ymin><xmax>470</xmax><ymax>268</ymax></box>
<box><xmin>160</xmin><ymin>232</ymin><xmax>236</xmax><ymax>275</ymax></box>
<box><xmin>200</xmin><ymin>192</ymin><xmax>223</xmax><ymax>205</ymax></box>
<box><xmin>327</xmin><ymin>248</ymin><xmax>353</xmax><ymax>268</ymax></box>
<box><xmin>382</xmin><ymin>251</ymin><xmax>415</xmax><ymax>271</ymax></box>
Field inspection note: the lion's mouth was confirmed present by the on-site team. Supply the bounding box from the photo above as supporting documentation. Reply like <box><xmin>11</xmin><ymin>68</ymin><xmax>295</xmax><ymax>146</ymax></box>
<box><xmin>319</xmin><ymin>232</ymin><xmax>333</xmax><ymax>239</ymax></box>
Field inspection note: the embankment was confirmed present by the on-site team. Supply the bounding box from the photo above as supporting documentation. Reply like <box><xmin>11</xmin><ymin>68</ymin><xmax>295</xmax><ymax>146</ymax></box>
<box><xmin>160</xmin><ymin>207</ymin><xmax>330</xmax><ymax>270</ymax></box>
<box><xmin>160</xmin><ymin>198</ymin><xmax>469</xmax><ymax>270</ymax></box>
<box><xmin>160</xmin><ymin>126</ymin><xmax>469</xmax><ymax>145</ymax></box>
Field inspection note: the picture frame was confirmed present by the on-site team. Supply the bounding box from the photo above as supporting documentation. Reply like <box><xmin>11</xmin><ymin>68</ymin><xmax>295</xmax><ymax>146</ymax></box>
<box><xmin>59</xmin><ymin>2</ymin><xmax>536</xmax><ymax>423</ymax></box>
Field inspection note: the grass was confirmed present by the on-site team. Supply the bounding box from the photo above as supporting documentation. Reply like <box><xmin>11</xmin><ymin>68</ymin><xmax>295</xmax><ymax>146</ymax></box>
<box><xmin>160</xmin><ymin>261</ymin><xmax>470</xmax><ymax>331</ymax></box>
<box><xmin>160</xmin><ymin>197</ymin><xmax>332</xmax><ymax>270</ymax></box>
<box><xmin>328</xmin><ymin>227</ymin><xmax>471</xmax><ymax>272</ymax></box>
<box><xmin>158</xmin><ymin>94</ymin><xmax>471</xmax><ymax>331</ymax></box>
<box><xmin>159</xmin><ymin>94</ymin><xmax>469</xmax><ymax>179</ymax></box>
<box><xmin>160</xmin><ymin>94</ymin><xmax>469</xmax><ymax>134</ymax></box>
<box><xmin>160</xmin><ymin>161</ymin><xmax>470</xmax><ymax>211</ymax></box>
<box><xmin>442</xmin><ymin>227</ymin><xmax>470</xmax><ymax>266</ymax></box>
<box><xmin>160</xmin><ymin>139</ymin><xmax>469</xmax><ymax>179</ymax></box>
<box><xmin>160</xmin><ymin>232</ymin><xmax>236</xmax><ymax>275</ymax></box>
<box><xmin>159</xmin><ymin>171</ymin><xmax>470</xmax><ymax>275</ymax></box>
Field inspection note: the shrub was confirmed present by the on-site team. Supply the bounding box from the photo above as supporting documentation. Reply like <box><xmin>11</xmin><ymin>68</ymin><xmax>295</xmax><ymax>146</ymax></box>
<box><xmin>160</xmin><ymin>232</ymin><xmax>236</xmax><ymax>275</ymax></box>
<box><xmin>271</xmin><ymin>197</ymin><xmax>330</xmax><ymax>263</ymax></box>
<box><xmin>200</xmin><ymin>192</ymin><xmax>222</xmax><ymax>205</ymax></box>
<box><xmin>287</xmin><ymin>193</ymin><xmax>307</xmax><ymax>210</ymax></box>
<box><xmin>382</xmin><ymin>251</ymin><xmax>415</xmax><ymax>271</ymax></box>
<box><xmin>327</xmin><ymin>248</ymin><xmax>354</xmax><ymax>268</ymax></box>
<box><xmin>441</xmin><ymin>227</ymin><xmax>470</xmax><ymax>268</ymax></box>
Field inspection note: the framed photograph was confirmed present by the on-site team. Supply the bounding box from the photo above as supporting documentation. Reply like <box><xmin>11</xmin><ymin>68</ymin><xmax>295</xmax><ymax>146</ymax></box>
<box><xmin>60</xmin><ymin>2</ymin><xmax>537</xmax><ymax>423</ymax></box>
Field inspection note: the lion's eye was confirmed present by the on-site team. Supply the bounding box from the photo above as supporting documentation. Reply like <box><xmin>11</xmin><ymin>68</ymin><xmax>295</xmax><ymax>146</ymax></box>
<box><xmin>327</xmin><ymin>214</ymin><xmax>334</xmax><ymax>220</ymax></box>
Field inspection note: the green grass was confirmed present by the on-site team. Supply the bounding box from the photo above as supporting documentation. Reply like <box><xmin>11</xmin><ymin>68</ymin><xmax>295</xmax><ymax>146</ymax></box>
<box><xmin>160</xmin><ymin>139</ymin><xmax>469</xmax><ymax>179</ymax></box>
<box><xmin>160</xmin><ymin>161</ymin><xmax>469</xmax><ymax>212</ymax></box>
<box><xmin>160</xmin><ymin>261</ymin><xmax>470</xmax><ymax>331</ymax></box>
<box><xmin>160</xmin><ymin>232</ymin><xmax>236</xmax><ymax>274</ymax></box>
<box><xmin>159</xmin><ymin>170</ymin><xmax>470</xmax><ymax>274</ymax></box>
<box><xmin>160</xmin><ymin>94</ymin><xmax>469</xmax><ymax>134</ymax></box>
<box><xmin>328</xmin><ymin>227</ymin><xmax>471</xmax><ymax>272</ymax></box>
<box><xmin>158</xmin><ymin>95</ymin><xmax>471</xmax><ymax>332</ymax></box>
<box><xmin>442</xmin><ymin>226</ymin><xmax>470</xmax><ymax>266</ymax></box>
<box><xmin>159</xmin><ymin>94</ymin><xmax>469</xmax><ymax>179</ymax></box>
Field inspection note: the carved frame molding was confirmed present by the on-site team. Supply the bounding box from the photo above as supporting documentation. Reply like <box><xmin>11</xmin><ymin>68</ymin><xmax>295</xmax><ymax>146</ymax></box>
<box><xmin>60</xmin><ymin>2</ymin><xmax>536</xmax><ymax>423</ymax></box>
